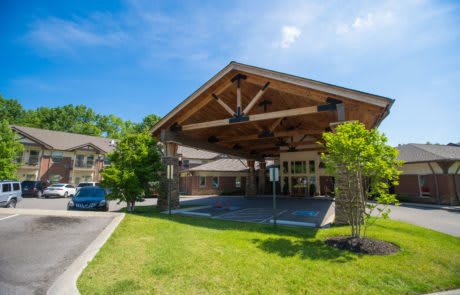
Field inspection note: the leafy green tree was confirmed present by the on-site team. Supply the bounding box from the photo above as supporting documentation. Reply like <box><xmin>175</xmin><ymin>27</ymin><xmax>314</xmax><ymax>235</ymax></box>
<box><xmin>0</xmin><ymin>120</ymin><xmax>23</xmax><ymax>180</ymax></box>
<box><xmin>0</xmin><ymin>94</ymin><xmax>25</xmax><ymax>124</ymax></box>
<box><xmin>322</xmin><ymin>121</ymin><xmax>403</xmax><ymax>239</ymax></box>
<box><xmin>101</xmin><ymin>133</ymin><xmax>162</xmax><ymax>212</ymax></box>
<box><xmin>139</xmin><ymin>114</ymin><xmax>161</xmax><ymax>132</ymax></box>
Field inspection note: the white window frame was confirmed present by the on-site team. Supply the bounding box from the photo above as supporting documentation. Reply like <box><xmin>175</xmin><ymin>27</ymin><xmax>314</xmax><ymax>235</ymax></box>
<box><xmin>235</xmin><ymin>176</ymin><xmax>241</xmax><ymax>188</ymax></box>
<box><xmin>212</xmin><ymin>177</ymin><xmax>219</xmax><ymax>189</ymax></box>
<box><xmin>199</xmin><ymin>176</ymin><xmax>206</xmax><ymax>187</ymax></box>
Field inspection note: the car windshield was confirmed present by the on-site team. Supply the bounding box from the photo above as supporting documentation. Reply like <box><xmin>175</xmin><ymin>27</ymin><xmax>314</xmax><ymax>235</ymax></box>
<box><xmin>74</xmin><ymin>188</ymin><xmax>105</xmax><ymax>199</ymax></box>
<box><xmin>78</xmin><ymin>183</ymin><xmax>92</xmax><ymax>187</ymax></box>
<box><xmin>21</xmin><ymin>181</ymin><xmax>36</xmax><ymax>189</ymax></box>
<box><xmin>50</xmin><ymin>184</ymin><xmax>65</xmax><ymax>187</ymax></box>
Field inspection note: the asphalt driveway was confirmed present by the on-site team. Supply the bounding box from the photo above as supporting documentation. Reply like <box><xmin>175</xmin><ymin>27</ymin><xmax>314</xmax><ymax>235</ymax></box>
<box><xmin>0</xmin><ymin>211</ymin><xmax>113</xmax><ymax>294</ymax></box>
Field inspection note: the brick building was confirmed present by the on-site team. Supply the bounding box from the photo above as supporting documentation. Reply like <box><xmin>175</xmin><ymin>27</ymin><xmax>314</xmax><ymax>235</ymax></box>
<box><xmin>12</xmin><ymin>125</ymin><xmax>117</xmax><ymax>185</ymax></box>
<box><xmin>395</xmin><ymin>143</ymin><xmax>460</xmax><ymax>205</ymax></box>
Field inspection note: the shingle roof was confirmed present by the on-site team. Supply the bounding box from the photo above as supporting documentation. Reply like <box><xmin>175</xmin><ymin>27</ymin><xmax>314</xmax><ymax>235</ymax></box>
<box><xmin>11</xmin><ymin>125</ymin><xmax>117</xmax><ymax>153</ymax></box>
<box><xmin>397</xmin><ymin>144</ymin><xmax>460</xmax><ymax>163</ymax></box>
<box><xmin>177</xmin><ymin>146</ymin><xmax>220</xmax><ymax>160</ymax></box>
<box><xmin>187</xmin><ymin>158</ymin><xmax>274</xmax><ymax>172</ymax></box>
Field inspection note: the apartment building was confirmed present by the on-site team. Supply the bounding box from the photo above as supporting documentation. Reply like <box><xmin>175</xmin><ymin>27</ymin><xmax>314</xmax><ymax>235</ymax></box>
<box><xmin>11</xmin><ymin>125</ymin><xmax>117</xmax><ymax>185</ymax></box>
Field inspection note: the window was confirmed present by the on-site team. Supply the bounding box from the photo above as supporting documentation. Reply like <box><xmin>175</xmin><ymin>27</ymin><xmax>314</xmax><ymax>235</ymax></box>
<box><xmin>2</xmin><ymin>183</ymin><xmax>11</xmax><ymax>192</ymax></box>
<box><xmin>29</xmin><ymin>150</ymin><xmax>40</xmax><ymax>165</ymax></box>
<box><xmin>309</xmin><ymin>160</ymin><xmax>315</xmax><ymax>173</ymax></box>
<box><xmin>65</xmin><ymin>185</ymin><xmax>75</xmax><ymax>188</ymax></box>
<box><xmin>182</xmin><ymin>160</ymin><xmax>190</xmax><ymax>169</ymax></box>
<box><xmin>282</xmin><ymin>161</ymin><xmax>289</xmax><ymax>174</ymax></box>
<box><xmin>86</xmin><ymin>155</ymin><xmax>94</xmax><ymax>167</ymax></box>
<box><xmin>235</xmin><ymin>176</ymin><xmax>241</xmax><ymax>188</ymax></box>
<box><xmin>199</xmin><ymin>176</ymin><xmax>206</xmax><ymax>187</ymax></box>
<box><xmin>13</xmin><ymin>183</ymin><xmax>20</xmax><ymax>191</ymax></box>
<box><xmin>419</xmin><ymin>175</ymin><xmax>430</xmax><ymax>197</ymax></box>
<box><xmin>212</xmin><ymin>177</ymin><xmax>219</xmax><ymax>189</ymax></box>
<box><xmin>76</xmin><ymin>155</ymin><xmax>85</xmax><ymax>167</ymax></box>
<box><xmin>103</xmin><ymin>157</ymin><xmax>111</xmax><ymax>166</ymax></box>
<box><xmin>51</xmin><ymin>151</ymin><xmax>63</xmax><ymax>163</ymax></box>
<box><xmin>15</xmin><ymin>151</ymin><xmax>23</xmax><ymax>164</ymax></box>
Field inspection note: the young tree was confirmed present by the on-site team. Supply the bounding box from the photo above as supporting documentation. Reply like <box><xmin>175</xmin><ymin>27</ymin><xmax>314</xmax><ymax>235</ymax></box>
<box><xmin>0</xmin><ymin>120</ymin><xmax>23</xmax><ymax>180</ymax></box>
<box><xmin>322</xmin><ymin>121</ymin><xmax>403</xmax><ymax>239</ymax></box>
<box><xmin>101</xmin><ymin>133</ymin><xmax>162</xmax><ymax>212</ymax></box>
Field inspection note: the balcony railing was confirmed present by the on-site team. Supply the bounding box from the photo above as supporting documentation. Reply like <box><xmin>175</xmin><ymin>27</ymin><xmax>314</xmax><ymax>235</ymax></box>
<box><xmin>75</xmin><ymin>161</ymin><xmax>94</xmax><ymax>168</ymax></box>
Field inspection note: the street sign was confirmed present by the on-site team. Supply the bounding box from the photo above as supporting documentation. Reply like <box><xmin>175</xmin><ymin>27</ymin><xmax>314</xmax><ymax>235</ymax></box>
<box><xmin>269</xmin><ymin>167</ymin><xmax>279</xmax><ymax>182</ymax></box>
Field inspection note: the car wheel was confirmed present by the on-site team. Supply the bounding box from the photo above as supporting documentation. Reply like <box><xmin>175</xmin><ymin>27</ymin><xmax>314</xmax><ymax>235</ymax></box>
<box><xmin>37</xmin><ymin>191</ymin><xmax>42</xmax><ymax>198</ymax></box>
<box><xmin>64</xmin><ymin>192</ymin><xmax>68</xmax><ymax>198</ymax></box>
<box><xmin>7</xmin><ymin>198</ymin><xmax>17</xmax><ymax>208</ymax></box>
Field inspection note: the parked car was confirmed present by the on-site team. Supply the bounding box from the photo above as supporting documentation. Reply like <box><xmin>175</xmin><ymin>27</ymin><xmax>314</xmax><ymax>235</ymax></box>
<box><xmin>43</xmin><ymin>183</ymin><xmax>76</xmax><ymax>198</ymax></box>
<box><xmin>76</xmin><ymin>182</ymin><xmax>100</xmax><ymax>192</ymax></box>
<box><xmin>21</xmin><ymin>180</ymin><xmax>48</xmax><ymax>198</ymax></box>
<box><xmin>0</xmin><ymin>180</ymin><xmax>22</xmax><ymax>208</ymax></box>
<box><xmin>67</xmin><ymin>187</ymin><xmax>109</xmax><ymax>211</ymax></box>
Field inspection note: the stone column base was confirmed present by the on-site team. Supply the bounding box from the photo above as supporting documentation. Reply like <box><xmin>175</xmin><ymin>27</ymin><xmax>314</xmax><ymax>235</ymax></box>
<box><xmin>158</xmin><ymin>156</ymin><xmax>180</xmax><ymax>211</ymax></box>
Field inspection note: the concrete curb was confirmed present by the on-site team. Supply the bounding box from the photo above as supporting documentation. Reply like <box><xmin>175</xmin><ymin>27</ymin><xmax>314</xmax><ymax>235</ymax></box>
<box><xmin>46</xmin><ymin>213</ymin><xmax>125</xmax><ymax>295</ymax></box>
<box><xmin>0</xmin><ymin>208</ymin><xmax>120</xmax><ymax>217</ymax></box>
<box><xmin>399</xmin><ymin>203</ymin><xmax>460</xmax><ymax>213</ymax></box>
<box><xmin>426</xmin><ymin>289</ymin><xmax>460</xmax><ymax>295</ymax></box>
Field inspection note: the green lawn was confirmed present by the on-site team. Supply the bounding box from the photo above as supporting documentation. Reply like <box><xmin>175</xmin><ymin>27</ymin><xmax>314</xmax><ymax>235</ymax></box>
<box><xmin>78</xmin><ymin>206</ymin><xmax>460</xmax><ymax>295</ymax></box>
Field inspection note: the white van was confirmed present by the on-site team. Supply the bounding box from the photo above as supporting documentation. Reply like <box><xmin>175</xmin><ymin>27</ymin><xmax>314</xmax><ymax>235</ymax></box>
<box><xmin>0</xmin><ymin>180</ymin><xmax>23</xmax><ymax>208</ymax></box>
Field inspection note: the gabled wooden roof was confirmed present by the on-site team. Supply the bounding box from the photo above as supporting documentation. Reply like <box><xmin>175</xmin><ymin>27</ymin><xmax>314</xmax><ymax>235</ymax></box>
<box><xmin>151</xmin><ymin>62</ymin><xmax>394</xmax><ymax>160</ymax></box>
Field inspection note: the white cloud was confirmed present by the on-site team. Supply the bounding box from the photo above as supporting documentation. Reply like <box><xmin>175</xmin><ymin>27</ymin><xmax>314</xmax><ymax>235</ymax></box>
<box><xmin>27</xmin><ymin>16</ymin><xmax>126</xmax><ymax>52</ymax></box>
<box><xmin>279</xmin><ymin>25</ymin><xmax>301</xmax><ymax>48</ymax></box>
<box><xmin>352</xmin><ymin>13</ymin><xmax>374</xmax><ymax>29</ymax></box>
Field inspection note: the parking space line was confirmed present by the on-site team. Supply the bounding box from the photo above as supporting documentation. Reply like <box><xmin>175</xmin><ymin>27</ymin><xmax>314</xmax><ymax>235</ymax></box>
<box><xmin>260</xmin><ymin>210</ymin><xmax>288</xmax><ymax>223</ymax></box>
<box><xmin>0</xmin><ymin>214</ymin><xmax>18</xmax><ymax>221</ymax></box>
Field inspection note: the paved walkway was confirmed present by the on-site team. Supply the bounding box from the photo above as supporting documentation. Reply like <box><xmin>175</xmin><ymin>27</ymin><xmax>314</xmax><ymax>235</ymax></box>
<box><xmin>388</xmin><ymin>203</ymin><xmax>460</xmax><ymax>237</ymax></box>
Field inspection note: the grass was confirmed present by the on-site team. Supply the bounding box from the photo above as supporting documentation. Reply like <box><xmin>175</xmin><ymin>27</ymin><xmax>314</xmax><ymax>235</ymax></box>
<box><xmin>78</xmin><ymin>206</ymin><xmax>460</xmax><ymax>295</ymax></box>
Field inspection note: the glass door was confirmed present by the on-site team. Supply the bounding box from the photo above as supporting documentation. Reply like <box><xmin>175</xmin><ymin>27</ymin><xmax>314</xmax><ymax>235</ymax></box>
<box><xmin>281</xmin><ymin>158</ymin><xmax>318</xmax><ymax>197</ymax></box>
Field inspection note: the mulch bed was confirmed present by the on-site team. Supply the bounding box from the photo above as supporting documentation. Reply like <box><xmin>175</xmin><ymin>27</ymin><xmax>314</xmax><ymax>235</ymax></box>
<box><xmin>325</xmin><ymin>236</ymin><xmax>400</xmax><ymax>255</ymax></box>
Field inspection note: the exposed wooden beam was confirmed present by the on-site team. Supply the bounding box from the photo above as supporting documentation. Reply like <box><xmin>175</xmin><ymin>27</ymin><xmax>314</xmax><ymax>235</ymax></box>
<box><xmin>181</xmin><ymin>105</ymin><xmax>327</xmax><ymax>131</ymax></box>
<box><xmin>212</xmin><ymin>93</ymin><xmax>235</xmax><ymax>116</ymax></box>
<box><xmin>232</xmin><ymin>74</ymin><xmax>247</xmax><ymax>117</ymax></box>
<box><xmin>243</xmin><ymin>82</ymin><xmax>270</xmax><ymax>115</ymax></box>
<box><xmin>160</xmin><ymin>129</ymin><xmax>263</xmax><ymax>161</ymax></box>
<box><xmin>218</xmin><ymin>129</ymin><xmax>324</xmax><ymax>143</ymax></box>
<box><xmin>176</xmin><ymin>79</ymin><xmax>233</xmax><ymax>124</ymax></box>
<box><xmin>268</xmin><ymin>117</ymin><xmax>284</xmax><ymax>133</ymax></box>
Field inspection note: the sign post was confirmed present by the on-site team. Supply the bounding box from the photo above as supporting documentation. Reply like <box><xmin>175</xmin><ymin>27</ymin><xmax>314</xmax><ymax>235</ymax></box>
<box><xmin>167</xmin><ymin>164</ymin><xmax>174</xmax><ymax>215</ymax></box>
<box><xmin>269</xmin><ymin>167</ymin><xmax>279</xmax><ymax>227</ymax></box>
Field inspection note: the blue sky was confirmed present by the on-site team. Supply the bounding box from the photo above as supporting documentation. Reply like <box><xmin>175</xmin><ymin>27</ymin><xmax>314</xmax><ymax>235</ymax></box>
<box><xmin>1</xmin><ymin>0</ymin><xmax>459</xmax><ymax>145</ymax></box>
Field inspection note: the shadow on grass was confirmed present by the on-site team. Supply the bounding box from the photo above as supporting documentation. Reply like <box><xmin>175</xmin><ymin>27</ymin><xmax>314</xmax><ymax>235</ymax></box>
<box><xmin>118</xmin><ymin>205</ymin><xmax>358</xmax><ymax>262</ymax></box>
<box><xmin>252</xmin><ymin>237</ymin><xmax>355</xmax><ymax>262</ymax></box>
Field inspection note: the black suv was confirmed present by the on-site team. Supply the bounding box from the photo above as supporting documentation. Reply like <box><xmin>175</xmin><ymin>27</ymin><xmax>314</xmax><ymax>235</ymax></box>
<box><xmin>21</xmin><ymin>181</ymin><xmax>48</xmax><ymax>198</ymax></box>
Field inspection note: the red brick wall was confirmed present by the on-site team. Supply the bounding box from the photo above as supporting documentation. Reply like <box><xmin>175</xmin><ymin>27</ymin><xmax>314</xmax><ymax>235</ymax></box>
<box><xmin>395</xmin><ymin>175</ymin><xmax>420</xmax><ymax>196</ymax></box>
<box><xmin>183</xmin><ymin>175</ymin><xmax>246</xmax><ymax>195</ymax></box>
<box><xmin>39</xmin><ymin>156</ymin><xmax>72</xmax><ymax>183</ymax></box>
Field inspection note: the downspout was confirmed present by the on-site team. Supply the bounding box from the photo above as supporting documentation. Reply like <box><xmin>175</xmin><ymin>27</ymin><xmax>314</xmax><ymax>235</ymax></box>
<box><xmin>428</xmin><ymin>162</ymin><xmax>440</xmax><ymax>204</ymax></box>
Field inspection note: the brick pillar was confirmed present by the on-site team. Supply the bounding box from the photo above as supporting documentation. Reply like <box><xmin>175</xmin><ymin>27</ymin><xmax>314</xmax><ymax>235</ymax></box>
<box><xmin>334</xmin><ymin>172</ymin><xmax>350</xmax><ymax>225</ymax></box>
<box><xmin>258</xmin><ymin>161</ymin><xmax>266</xmax><ymax>195</ymax></box>
<box><xmin>246</xmin><ymin>160</ymin><xmax>257</xmax><ymax>196</ymax></box>
<box><xmin>158</xmin><ymin>143</ymin><xmax>180</xmax><ymax>211</ymax></box>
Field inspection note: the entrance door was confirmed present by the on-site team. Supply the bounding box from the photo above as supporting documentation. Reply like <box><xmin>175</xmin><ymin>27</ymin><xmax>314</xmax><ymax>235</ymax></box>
<box><xmin>281</xmin><ymin>158</ymin><xmax>318</xmax><ymax>197</ymax></box>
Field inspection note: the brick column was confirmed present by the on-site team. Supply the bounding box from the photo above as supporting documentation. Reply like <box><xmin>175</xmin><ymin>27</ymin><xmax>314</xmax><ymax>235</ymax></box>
<box><xmin>158</xmin><ymin>142</ymin><xmax>180</xmax><ymax>211</ymax></box>
<box><xmin>246</xmin><ymin>160</ymin><xmax>257</xmax><ymax>196</ymax></box>
<box><xmin>333</xmin><ymin>170</ymin><xmax>350</xmax><ymax>225</ymax></box>
<box><xmin>258</xmin><ymin>161</ymin><xmax>266</xmax><ymax>195</ymax></box>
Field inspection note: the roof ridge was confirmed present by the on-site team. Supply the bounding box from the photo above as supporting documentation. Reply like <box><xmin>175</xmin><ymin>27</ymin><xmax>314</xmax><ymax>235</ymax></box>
<box><xmin>409</xmin><ymin>143</ymin><xmax>445</xmax><ymax>159</ymax></box>
<box><xmin>11</xmin><ymin>125</ymin><xmax>116</xmax><ymax>141</ymax></box>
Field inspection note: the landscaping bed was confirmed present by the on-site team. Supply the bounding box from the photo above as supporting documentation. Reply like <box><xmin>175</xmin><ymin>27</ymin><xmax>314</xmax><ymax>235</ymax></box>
<box><xmin>78</xmin><ymin>206</ymin><xmax>460</xmax><ymax>295</ymax></box>
<box><xmin>325</xmin><ymin>236</ymin><xmax>400</xmax><ymax>255</ymax></box>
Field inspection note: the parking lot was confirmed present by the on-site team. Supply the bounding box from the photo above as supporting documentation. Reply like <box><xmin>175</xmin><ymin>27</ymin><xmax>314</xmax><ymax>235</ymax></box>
<box><xmin>0</xmin><ymin>210</ymin><xmax>115</xmax><ymax>294</ymax></box>
<box><xmin>178</xmin><ymin>196</ymin><xmax>335</xmax><ymax>227</ymax></box>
